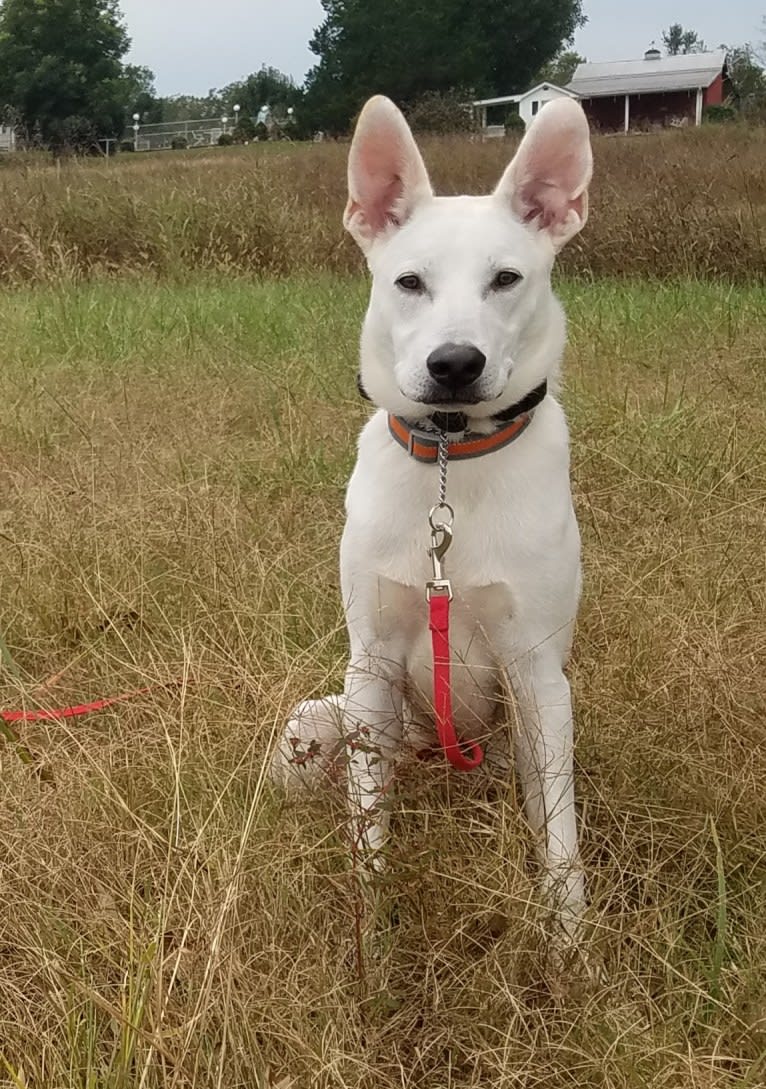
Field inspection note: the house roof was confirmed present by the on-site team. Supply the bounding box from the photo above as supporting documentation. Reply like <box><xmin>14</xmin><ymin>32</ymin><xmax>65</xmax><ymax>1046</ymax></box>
<box><xmin>567</xmin><ymin>50</ymin><xmax>727</xmax><ymax>98</ymax></box>
<box><xmin>472</xmin><ymin>83</ymin><xmax>576</xmax><ymax>107</ymax></box>
<box><xmin>472</xmin><ymin>93</ymin><xmax>522</xmax><ymax>107</ymax></box>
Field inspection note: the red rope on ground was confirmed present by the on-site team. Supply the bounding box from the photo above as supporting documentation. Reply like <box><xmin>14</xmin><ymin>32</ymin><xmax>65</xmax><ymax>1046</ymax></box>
<box><xmin>1</xmin><ymin>683</ymin><xmax>178</xmax><ymax>724</ymax></box>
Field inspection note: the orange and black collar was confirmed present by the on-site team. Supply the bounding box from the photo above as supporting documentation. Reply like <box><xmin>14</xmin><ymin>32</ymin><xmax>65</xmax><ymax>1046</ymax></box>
<box><xmin>387</xmin><ymin>410</ymin><xmax>534</xmax><ymax>462</ymax></box>
<box><xmin>356</xmin><ymin>376</ymin><xmax>547</xmax><ymax>463</ymax></box>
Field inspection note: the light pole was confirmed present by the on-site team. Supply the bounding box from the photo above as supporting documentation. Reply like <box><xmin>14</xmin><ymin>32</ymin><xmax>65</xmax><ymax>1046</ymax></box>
<box><xmin>221</xmin><ymin>115</ymin><xmax>228</xmax><ymax>136</ymax></box>
<box><xmin>132</xmin><ymin>112</ymin><xmax>140</xmax><ymax>151</ymax></box>
<box><xmin>233</xmin><ymin>103</ymin><xmax>240</xmax><ymax>132</ymax></box>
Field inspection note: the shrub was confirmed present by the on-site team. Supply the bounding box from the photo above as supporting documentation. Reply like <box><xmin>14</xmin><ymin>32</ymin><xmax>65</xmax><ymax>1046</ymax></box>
<box><xmin>49</xmin><ymin>115</ymin><xmax>99</xmax><ymax>156</ymax></box>
<box><xmin>704</xmin><ymin>105</ymin><xmax>737</xmax><ymax>124</ymax></box>
<box><xmin>505</xmin><ymin>111</ymin><xmax>525</xmax><ymax>133</ymax></box>
<box><xmin>170</xmin><ymin>137</ymin><xmax>188</xmax><ymax>151</ymax></box>
<box><xmin>119</xmin><ymin>140</ymin><xmax>135</xmax><ymax>153</ymax></box>
<box><xmin>406</xmin><ymin>90</ymin><xmax>475</xmax><ymax>135</ymax></box>
<box><xmin>218</xmin><ymin>132</ymin><xmax>234</xmax><ymax>147</ymax></box>
<box><xmin>232</xmin><ymin>117</ymin><xmax>256</xmax><ymax>143</ymax></box>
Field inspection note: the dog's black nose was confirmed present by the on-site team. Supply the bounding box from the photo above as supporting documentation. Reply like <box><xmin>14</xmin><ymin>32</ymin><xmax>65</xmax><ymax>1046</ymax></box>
<box><xmin>427</xmin><ymin>343</ymin><xmax>486</xmax><ymax>390</ymax></box>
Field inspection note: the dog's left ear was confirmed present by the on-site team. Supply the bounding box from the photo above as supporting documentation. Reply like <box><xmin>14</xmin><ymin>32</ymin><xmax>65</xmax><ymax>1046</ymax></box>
<box><xmin>495</xmin><ymin>98</ymin><xmax>592</xmax><ymax>251</ymax></box>
<box><xmin>344</xmin><ymin>95</ymin><xmax>433</xmax><ymax>253</ymax></box>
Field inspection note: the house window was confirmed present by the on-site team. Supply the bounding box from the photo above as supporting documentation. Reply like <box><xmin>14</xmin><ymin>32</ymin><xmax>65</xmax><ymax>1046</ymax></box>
<box><xmin>531</xmin><ymin>101</ymin><xmax>540</xmax><ymax>115</ymax></box>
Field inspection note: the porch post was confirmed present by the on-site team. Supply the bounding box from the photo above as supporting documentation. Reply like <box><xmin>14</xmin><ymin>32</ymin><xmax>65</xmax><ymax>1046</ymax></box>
<box><xmin>624</xmin><ymin>94</ymin><xmax>630</xmax><ymax>133</ymax></box>
<box><xmin>695</xmin><ymin>88</ymin><xmax>703</xmax><ymax>126</ymax></box>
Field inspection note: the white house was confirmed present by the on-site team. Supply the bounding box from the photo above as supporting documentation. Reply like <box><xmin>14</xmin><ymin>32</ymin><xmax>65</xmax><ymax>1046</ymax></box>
<box><xmin>0</xmin><ymin>124</ymin><xmax>15</xmax><ymax>152</ymax></box>
<box><xmin>473</xmin><ymin>82</ymin><xmax>578</xmax><ymax>133</ymax></box>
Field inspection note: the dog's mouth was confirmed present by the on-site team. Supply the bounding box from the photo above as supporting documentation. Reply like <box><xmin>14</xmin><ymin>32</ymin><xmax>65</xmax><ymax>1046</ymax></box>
<box><xmin>404</xmin><ymin>377</ymin><xmax>508</xmax><ymax>410</ymax></box>
<box><xmin>406</xmin><ymin>387</ymin><xmax>506</xmax><ymax>409</ymax></box>
<box><xmin>415</xmin><ymin>395</ymin><xmax>483</xmax><ymax>408</ymax></box>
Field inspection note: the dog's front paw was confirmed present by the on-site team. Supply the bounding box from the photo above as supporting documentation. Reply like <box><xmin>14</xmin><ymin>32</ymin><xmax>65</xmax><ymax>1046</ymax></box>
<box><xmin>269</xmin><ymin>697</ymin><xmax>345</xmax><ymax>791</ymax></box>
<box><xmin>545</xmin><ymin>907</ymin><xmax>606</xmax><ymax>995</ymax></box>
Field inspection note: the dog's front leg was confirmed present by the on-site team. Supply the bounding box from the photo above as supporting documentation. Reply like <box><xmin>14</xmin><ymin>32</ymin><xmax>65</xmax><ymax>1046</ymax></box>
<box><xmin>504</xmin><ymin>634</ymin><xmax>585</xmax><ymax>947</ymax></box>
<box><xmin>342</xmin><ymin>648</ymin><xmax>403</xmax><ymax>874</ymax></box>
<box><xmin>339</xmin><ymin>524</ymin><xmax>407</xmax><ymax>971</ymax></box>
<box><xmin>341</xmin><ymin>644</ymin><xmax>404</xmax><ymax>977</ymax></box>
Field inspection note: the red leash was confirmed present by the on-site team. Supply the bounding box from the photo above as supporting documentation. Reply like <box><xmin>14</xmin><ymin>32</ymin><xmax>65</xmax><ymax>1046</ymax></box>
<box><xmin>428</xmin><ymin>591</ymin><xmax>483</xmax><ymax>771</ymax></box>
<box><xmin>2</xmin><ymin>683</ymin><xmax>176</xmax><ymax>724</ymax></box>
<box><xmin>426</xmin><ymin>500</ymin><xmax>484</xmax><ymax>772</ymax></box>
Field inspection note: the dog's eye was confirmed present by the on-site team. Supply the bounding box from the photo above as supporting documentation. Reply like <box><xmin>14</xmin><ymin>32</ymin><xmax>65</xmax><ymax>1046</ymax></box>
<box><xmin>396</xmin><ymin>273</ymin><xmax>424</xmax><ymax>293</ymax></box>
<box><xmin>492</xmin><ymin>270</ymin><xmax>521</xmax><ymax>290</ymax></box>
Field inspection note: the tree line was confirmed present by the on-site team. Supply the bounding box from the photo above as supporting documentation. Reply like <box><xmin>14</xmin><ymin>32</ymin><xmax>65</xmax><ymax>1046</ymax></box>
<box><xmin>0</xmin><ymin>0</ymin><xmax>763</xmax><ymax>153</ymax></box>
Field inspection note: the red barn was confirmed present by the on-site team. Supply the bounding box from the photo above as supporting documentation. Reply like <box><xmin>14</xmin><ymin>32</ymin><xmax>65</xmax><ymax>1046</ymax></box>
<box><xmin>567</xmin><ymin>48</ymin><xmax>730</xmax><ymax>132</ymax></box>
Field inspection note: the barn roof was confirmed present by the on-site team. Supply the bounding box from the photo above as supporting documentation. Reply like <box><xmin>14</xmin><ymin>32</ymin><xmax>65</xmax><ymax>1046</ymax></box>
<box><xmin>567</xmin><ymin>50</ymin><xmax>727</xmax><ymax>98</ymax></box>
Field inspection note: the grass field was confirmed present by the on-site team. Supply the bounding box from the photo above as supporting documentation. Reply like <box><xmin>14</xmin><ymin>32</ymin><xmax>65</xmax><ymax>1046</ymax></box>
<box><xmin>0</xmin><ymin>267</ymin><xmax>764</xmax><ymax>1086</ymax></box>
<box><xmin>1</xmin><ymin>123</ymin><xmax>765</xmax><ymax>282</ymax></box>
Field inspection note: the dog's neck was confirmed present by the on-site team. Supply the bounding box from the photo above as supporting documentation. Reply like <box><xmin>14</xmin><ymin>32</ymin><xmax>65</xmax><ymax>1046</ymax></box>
<box><xmin>356</xmin><ymin>375</ymin><xmax>548</xmax><ymax>436</ymax></box>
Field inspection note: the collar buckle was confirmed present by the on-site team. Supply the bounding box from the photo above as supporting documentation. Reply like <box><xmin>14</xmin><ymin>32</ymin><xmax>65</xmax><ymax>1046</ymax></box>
<box><xmin>406</xmin><ymin>425</ymin><xmax>439</xmax><ymax>458</ymax></box>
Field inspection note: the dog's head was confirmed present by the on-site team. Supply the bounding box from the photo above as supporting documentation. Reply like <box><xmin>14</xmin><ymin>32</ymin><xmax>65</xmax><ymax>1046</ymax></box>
<box><xmin>345</xmin><ymin>95</ymin><xmax>592</xmax><ymax>420</ymax></box>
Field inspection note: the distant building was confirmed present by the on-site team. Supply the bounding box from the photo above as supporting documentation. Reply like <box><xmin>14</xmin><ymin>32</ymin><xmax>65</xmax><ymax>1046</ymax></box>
<box><xmin>473</xmin><ymin>83</ymin><xmax>576</xmax><ymax>134</ymax></box>
<box><xmin>567</xmin><ymin>48</ymin><xmax>730</xmax><ymax>131</ymax></box>
<box><xmin>0</xmin><ymin>125</ymin><xmax>15</xmax><ymax>152</ymax></box>
<box><xmin>473</xmin><ymin>48</ymin><xmax>731</xmax><ymax>137</ymax></box>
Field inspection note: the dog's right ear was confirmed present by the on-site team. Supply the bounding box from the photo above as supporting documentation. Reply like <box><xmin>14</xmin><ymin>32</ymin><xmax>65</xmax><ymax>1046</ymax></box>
<box><xmin>344</xmin><ymin>96</ymin><xmax>433</xmax><ymax>253</ymax></box>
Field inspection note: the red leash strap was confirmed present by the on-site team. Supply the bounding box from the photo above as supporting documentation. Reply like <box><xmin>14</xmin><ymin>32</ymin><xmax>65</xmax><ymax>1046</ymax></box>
<box><xmin>428</xmin><ymin>592</ymin><xmax>484</xmax><ymax>771</ymax></box>
<box><xmin>2</xmin><ymin>683</ymin><xmax>174</xmax><ymax>724</ymax></box>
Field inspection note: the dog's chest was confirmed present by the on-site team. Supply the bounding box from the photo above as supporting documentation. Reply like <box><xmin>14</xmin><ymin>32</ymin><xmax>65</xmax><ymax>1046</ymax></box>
<box><xmin>375</xmin><ymin>577</ymin><xmax>512</xmax><ymax>730</ymax></box>
<box><xmin>344</xmin><ymin>410</ymin><xmax>567</xmax><ymax>591</ymax></box>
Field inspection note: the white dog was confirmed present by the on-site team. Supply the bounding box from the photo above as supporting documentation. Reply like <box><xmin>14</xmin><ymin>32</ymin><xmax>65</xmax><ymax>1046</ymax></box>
<box><xmin>272</xmin><ymin>95</ymin><xmax>593</xmax><ymax>945</ymax></box>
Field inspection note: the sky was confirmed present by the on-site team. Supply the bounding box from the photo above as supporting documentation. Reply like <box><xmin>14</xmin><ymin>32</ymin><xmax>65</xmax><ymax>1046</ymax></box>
<box><xmin>119</xmin><ymin>0</ymin><xmax>765</xmax><ymax>98</ymax></box>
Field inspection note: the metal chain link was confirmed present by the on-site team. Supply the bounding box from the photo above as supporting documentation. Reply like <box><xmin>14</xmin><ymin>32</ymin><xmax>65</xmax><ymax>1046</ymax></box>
<box><xmin>427</xmin><ymin>431</ymin><xmax>454</xmax><ymax>600</ymax></box>
<box><xmin>437</xmin><ymin>431</ymin><xmax>449</xmax><ymax>508</ymax></box>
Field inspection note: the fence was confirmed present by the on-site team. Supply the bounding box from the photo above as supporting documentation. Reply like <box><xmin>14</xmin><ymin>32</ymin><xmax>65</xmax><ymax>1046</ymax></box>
<box><xmin>125</xmin><ymin>117</ymin><xmax>229</xmax><ymax>151</ymax></box>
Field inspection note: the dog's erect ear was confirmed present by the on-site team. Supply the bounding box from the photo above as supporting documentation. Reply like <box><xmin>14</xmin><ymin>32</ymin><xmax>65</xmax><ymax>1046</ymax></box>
<box><xmin>344</xmin><ymin>96</ymin><xmax>433</xmax><ymax>252</ymax></box>
<box><xmin>494</xmin><ymin>98</ymin><xmax>592</xmax><ymax>251</ymax></box>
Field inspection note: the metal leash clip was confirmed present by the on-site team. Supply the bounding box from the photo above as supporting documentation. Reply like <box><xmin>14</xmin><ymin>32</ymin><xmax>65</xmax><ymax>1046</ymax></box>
<box><xmin>426</xmin><ymin>502</ymin><xmax>454</xmax><ymax>601</ymax></box>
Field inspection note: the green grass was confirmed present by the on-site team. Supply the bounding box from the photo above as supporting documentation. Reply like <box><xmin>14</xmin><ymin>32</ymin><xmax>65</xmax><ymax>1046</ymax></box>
<box><xmin>1</xmin><ymin>275</ymin><xmax>765</xmax><ymax>1087</ymax></box>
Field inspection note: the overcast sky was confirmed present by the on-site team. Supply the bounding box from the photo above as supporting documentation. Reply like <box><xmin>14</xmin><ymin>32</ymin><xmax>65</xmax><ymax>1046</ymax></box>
<box><xmin>119</xmin><ymin>0</ymin><xmax>764</xmax><ymax>97</ymax></box>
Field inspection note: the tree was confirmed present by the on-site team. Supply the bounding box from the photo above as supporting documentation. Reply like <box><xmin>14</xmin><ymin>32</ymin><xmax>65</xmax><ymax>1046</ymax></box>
<box><xmin>219</xmin><ymin>66</ymin><xmax>302</xmax><ymax>118</ymax></box>
<box><xmin>159</xmin><ymin>67</ymin><xmax>301</xmax><ymax>128</ymax></box>
<box><xmin>725</xmin><ymin>44</ymin><xmax>766</xmax><ymax>113</ymax></box>
<box><xmin>159</xmin><ymin>92</ymin><xmax>224</xmax><ymax>123</ymax></box>
<box><xmin>662</xmin><ymin>23</ymin><xmax>706</xmax><ymax>55</ymax></box>
<box><xmin>121</xmin><ymin>64</ymin><xmax>162</xmax><ymax>124</ymax></box>
<box><xmin>533</xmin><ymin>49</ymin><xmax>585</xmax><ymax>87</ymax></box>
<box><xmin>0</xmin><ymin>0</ymin><xmax>135</xmax><ymax>151</ymax></box>
<box><xmin>303</xmin><ymin>0</ymin><xmax>586</xmax><ymax>133</ymax></box>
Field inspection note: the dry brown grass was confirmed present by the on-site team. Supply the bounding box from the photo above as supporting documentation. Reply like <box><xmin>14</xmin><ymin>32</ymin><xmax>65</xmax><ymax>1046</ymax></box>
<box><xmin>0</xmin><ymin>123</ymin><xmax>764</xmax><ymax>283</ymax></box>
<box><xmin>0</xmin><ymin>274</ymin><xmax>765</xmax><ymax>1086</ymax></box>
